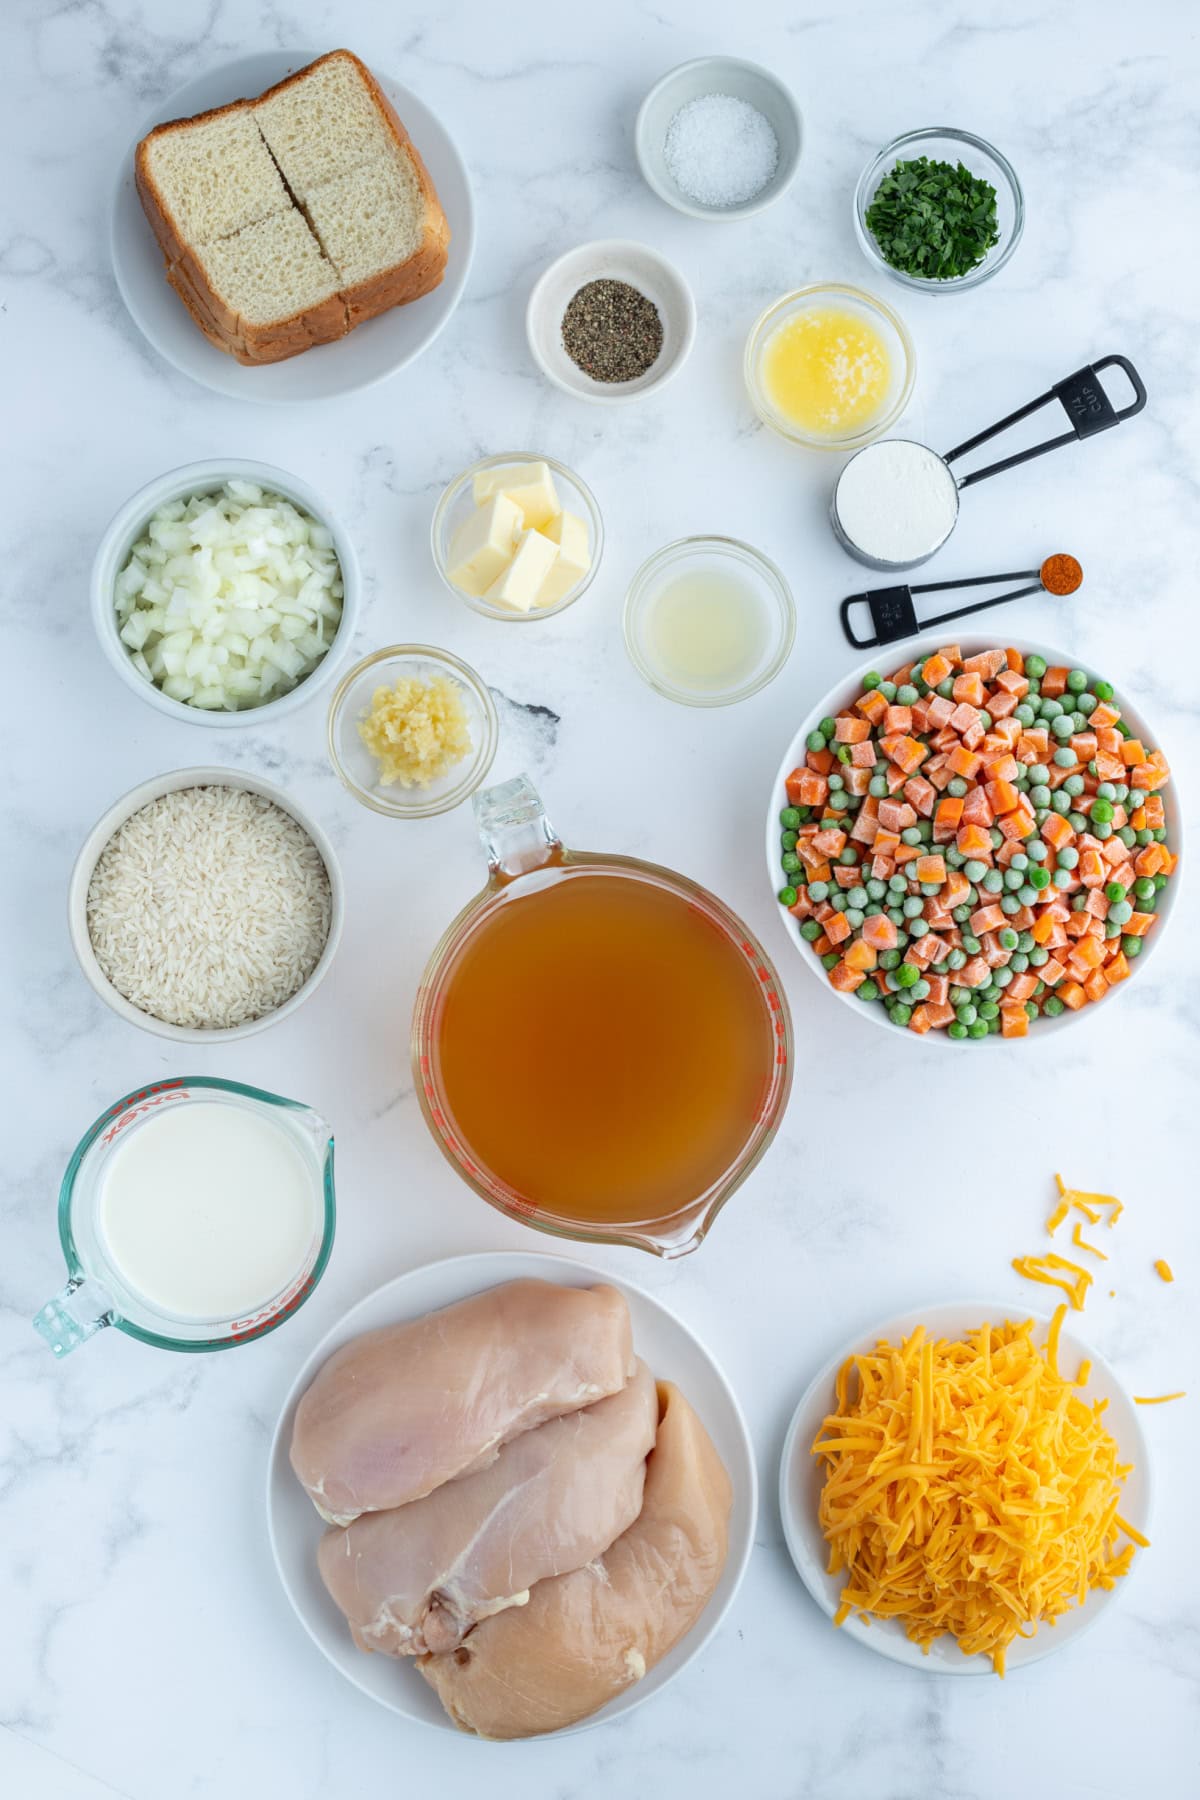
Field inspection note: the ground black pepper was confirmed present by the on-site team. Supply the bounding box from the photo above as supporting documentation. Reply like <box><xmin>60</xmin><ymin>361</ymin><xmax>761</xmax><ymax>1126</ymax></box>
<box><xmin>561</xmin><ymin>279</ymin><xmax>663</xmax><ymax>383</ymax></box>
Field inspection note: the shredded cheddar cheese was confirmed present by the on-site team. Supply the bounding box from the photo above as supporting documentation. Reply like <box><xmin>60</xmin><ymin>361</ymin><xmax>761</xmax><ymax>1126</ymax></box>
<box><xmin>1134</xmin><ymin>1392</ymin><xmax>1185</xmax><ymax>1405</ymax></box>
<box><xmin>1012</xmin><ymin>1252</ymin><xmax>1092</xmax><ymax>1310</ymax></box>
<box><xmin>1153</xmin><ymin>1260</ymin><xmax>1174</xmax><ymax>1283</ymax></box>
<box><xmin>813</xmin><ymin>1313</ymin><xmax>1142</xmax><ymax>1676</ymax></box>
<box><xmin>1072</xmin><ymin>1221</ymin><xmax>1108</xmax><ymax>1261</ymax></box>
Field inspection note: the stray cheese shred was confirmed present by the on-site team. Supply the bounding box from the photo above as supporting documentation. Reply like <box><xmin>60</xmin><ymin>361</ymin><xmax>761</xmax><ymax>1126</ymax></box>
<box><xmin>1072</xmin><ymin>1221</ymin><xmax>1108</xmax><ymax>1261</ymax></box>
<box><xmin>1153</xmin><ymin>1260</ymin><xmax>1174</xmax><ymax>1283</ymax></box>
<box><xmin>812</xmin><ymin>1311</ymin><xmax>1142</xmax><ymax>1676</ymax></box>
<box><xmin>1134</xmin><ymin>1392</ymin><xmax>1185</xmax><ymax>1405</ymax></box>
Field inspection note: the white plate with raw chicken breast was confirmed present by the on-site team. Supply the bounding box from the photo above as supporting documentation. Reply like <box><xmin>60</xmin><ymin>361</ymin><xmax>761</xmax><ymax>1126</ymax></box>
<box><xmin>266</xmin><ymin>1249</ymin><xmax>756</xmax><ymax>1739</ymax></box>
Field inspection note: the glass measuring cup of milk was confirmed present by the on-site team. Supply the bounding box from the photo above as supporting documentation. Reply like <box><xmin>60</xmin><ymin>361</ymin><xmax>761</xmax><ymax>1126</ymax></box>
<box><xmin>34</xmin><ymin>1078</ymin><xmax>335</xmax><ymax>1357</ymax></box>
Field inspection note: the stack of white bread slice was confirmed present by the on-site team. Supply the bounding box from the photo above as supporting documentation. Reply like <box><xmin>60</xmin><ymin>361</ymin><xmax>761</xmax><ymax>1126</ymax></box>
<box><xmin>135</xmin><ymin>50</ymin><xmax>449</xmax><ymax>364</ymax></box>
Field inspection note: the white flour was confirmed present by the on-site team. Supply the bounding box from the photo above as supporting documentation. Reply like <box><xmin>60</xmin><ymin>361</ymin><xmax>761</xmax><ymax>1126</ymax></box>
<box><xmin>834</xmin><ymin>439</ymin><xmax>960</xmax><ymax>564</ymax></box>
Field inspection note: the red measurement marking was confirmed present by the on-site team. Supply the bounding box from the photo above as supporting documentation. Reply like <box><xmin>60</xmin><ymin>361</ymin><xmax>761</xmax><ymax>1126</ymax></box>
<box><xmin>101</xmin><ymin>1087</ymin><xmax>189</xmax><ymax>1145</ymax></box>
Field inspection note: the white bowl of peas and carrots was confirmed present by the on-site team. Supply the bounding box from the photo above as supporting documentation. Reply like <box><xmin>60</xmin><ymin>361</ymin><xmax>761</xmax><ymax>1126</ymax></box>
<box><xmin>765</xmin><ymin>639</ymin><xmax>1180</xmax><ymax>1043</ymax></box>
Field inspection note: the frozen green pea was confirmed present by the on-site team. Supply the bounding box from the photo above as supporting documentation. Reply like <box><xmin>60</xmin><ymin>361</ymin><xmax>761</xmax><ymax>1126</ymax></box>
<box><xmin>806</xmin><ymin>730</ymin><xmax>826</xmax><ymax>752</ymax></box>
<box><xmin>900</xmin><ymin>826</ymin><xmax>922</xmax><ymax>846</ymax></box>
<box><xmin>952</xmin><ymin>904</ymin><xmax>971</xmax><ymax>924</ymax></box>
<box><xmin>964</xmin><ymin>859</ymin><xmax>988</xmax><ymax>883</ymax></box>
<box><xmin>780</xmin><ymin>887</ymin><xmax>799</xmax><ymax>908</ymax></box>
<box><xmin>879</xmin><ymin>948</ymin><xmax>902</xmax><ymax>971</ymax></box>
<box><xmin>1053</xmin><ymin>747</ymin><xmax>1077</xmax><ymax>768</ymax></box>
<box><xmin>799</xmin><ymin>916</ymin><xmax>820</xmax><ymax>938</ymax></box>
<box><xmin>1155</xmin><ymin>871</ymin><xmax>1169</xmax><ymax>891</ymax></box>
<box><xmin>896</xmin><ymin>684</ymin><xmax>919</xmax><ymax>705</ymax></box>
<box><xmin>1135</xmin><ymin>827</ymin><xmax>1154</xmax><ymax>847</ymax></box>
<box><xmin>1029</xmin><ymin>944</ymin><xmax>1049</xmax><ymax>967</ymax></box>
<box><xmin>1108</xmin><ymin>900</ymin><xmax>1133</xmax><ymax>925</ymax></box>
<box><xmin>1030</xmin><ymin>785</ymin><xmax>1051</xmax><ymax>808</ymax></box>
<box><xmin>862</xmin><ymin>672</ymin><xmax>882</xmax><ymax>690</ymax></box>
<box><xmin>983</xmin><ymin>869</ymin><xmax>1004</xmax><ymax>894</ymax></box>
<box><xmin>948</xmin><ymin>776</ymin><xmax>969</xmax><ymax>798</ymax></box>
<box><xmin>839</xmin><ymin>847</ymin><xmax>858</xmax><ymax>865</ymax></box>
<box><xmin>1105</xmin><ymin>918</ymin><xmax>1122</xmax><ymax>938</ymax></box>
<box><xmin>819</xmin><ymin>716</ymin><xmax>836</xmax><ymax>737</ymax></box>
<box><xmin>1056</xmin><ymin>846</ymin><xmax>1079</xmax><ymax>870</ymax></box>
<box><xmin>1016</xmin><ymin>884</ymin><xmax>1038</xmax><ymax>905</ymax></box>
<box><xmin>979</xmin><ymin>1000</ymin><xmax>1000</xmax><ymax>1019</ymax></box>
<box><xmin>1063</xmin><ymin>773</ymin><xmax>1085</xmax><ymax>797</ymax></box>
<box><xmin>1010</xmin><ymin>952</ymin><xmax>1029</xmax><ymax>973</ymax></box>
<box><xmin>1066</xmin><ymin>668</ymin><xmax>1088</xmax><ymax>693</ymax></box>
<box><xmin>864</xmin><ymin>903</ymin><xmax>884</xmax><ymax>917</ymax></box>
<box><xmin>956</xmin><ymin>1002</ymin><xmax>978</xmax><ymax>1025</ymax></box>
<box><xmin>902</xmin><ymin>895</ymin><xmax>925</xmax><ymax>919</ymax></box>
<box><xmin>1077</xmin><ymin>693</ymin><xmax>1097</xmax><ymax>715</ymax></box>
<box><xmin>1028</xmin><ymin>764</ymin><xmax>1050</xmax><ymax>785</ymax></box>
<box><xmin>896</xmin><ymin>962</ymin><xmax>920</xmax><ymax>989</ymax></box>
<box><xmin>847</xmin><ymin>885</ymin><xmax>868</xmax><ymax>908</ymax></box>
<box><xmin>910</xmin><ymin>978</ymin><xmax>931</xmax><ymax>1001</ymax></box>
<box><xmin>869</xmin><ymin>776</ymin><xmax>889</xmax><ymax>797</ymax></box>
<box><xmin>909</xmin><ymin>918</ymin><xmax>930</xmax><ymax>938</ymax></box>
<box><xmin>890</xmin><ymin>1003</ymin><xmax>912</xmax><ymax>1025</ymax></box>
<box><xmin>961</xmin><ymin>934</ymin><xmax>981</xmax><ymax>954</ymax></box>
<box><xmin>920</xmin><ymin>881</ymin><xmax>941</xmax><ymax>898</ymax></box>
<box><xmin>990</xmin><ymin>827</ymin><xmax>1005</xmax><ymax>849</ymax></box>
<box><xmin>993</xmin><ymin>965</ymin><xmax>1014</xmax><ymax>987</ymax></box>
<box><xmin>1094</xmin><ymin>679</ymin><xmax>1114</xmax><ymax>702</ymax></box>
<box><xmin>845</xmin><ymin>908</ymin><xmax>865</xmax><ymax>930</ymax></box>
<box><xmin>937</xmin><ymin>677</ymin><xmax>955</xmax><ymax>698</ymax></box>
<box><xmin>1133</xmin><ymin>876</ymin><xmax>1156</xmax><ymax>900</ymax></box>
<box><xmin>1015</xmin><ymin>703</ymin><xmax>1036</xmax><ymax>727</ymax></box>
<box><xmin>781</xmin><ymin>829</ymin><xmax>799</xmax><ymax>851</ymax></box>
<box><xmin>1029</xmin><ymin>866</ymin><xmax>1051</xmax><ymax>891</ymax></box>
<box><xmin>1010</xmin><ymin>852</ymin><xmax>1029</xmax><ymax>872</ymax></box>
<box><xmin>1092</xmin><ymin>819</ymin><xmax>1113</xmax><ymax>841</ymax></box>
<box><xmin>780</xmin><ymin>807</ymin><xmax>800</xmax><ymax>829</ymax></box>
<box><xmin>1052</xmin><ymin>715</ymin><xmax>1074</xmax><ymax>740</ymax></box>
<box><xmin>781</xmin><ymin>852</ymin><xmax>801</xmax><ymax>874</ymax></box>
<box><xmin>1097</xmin><ymin>782</ymin><xmax>1116</xmax><ymax>802</ymax></box>
<box><xmin>888</xmin><ymin>873</ymin><xmax>908</xmax><ymax>892</ymax></box>
<box><xmin>1122</xmin><ymin>935</ymin><xmax>1143</xmax><ymax>957</ymax></box>
<box><xmin>866</xmin><ymin>878</ymin><xmax>887</xmax><ymax>900</ymax></box>
<box><xmin>1043</xmin><ymin>995</ymin><xmax>1065</xmax><ymax>1016</ymax></box>
<box><xmin>1000</xmin><ymin>895</ymin><xmax>1021</xmax><ymax>915</ymax></box>
<box><xmin>967</xmin><ymin>1020</ymin><xmax>989</xmax><ymax>1039</ymax></box>
<box><xmin>822</xmin><ymin>951</ymin><xmax>840</xmax><ymax>971</ymax></box>
<box><xmin>1068</xmin><ymin>812</ymin><xmax>1087</xmax><ymax>832</ymax></box>
<box><xmin>947</xmin><ymin>947</ymin><xmax>967</xmax><ymax>970</ymax></box>
<box><xmin>947</xmin><ymin>1022</ymin><xmax>968</xmax><ymax>1039</ymax></box>
<box><xmin>1106</xmin><ymin>881</ymin><xmax>1126</xmax><ymax>903</ymax></box>
<box><xmin>1051</xmin><ymin>791</ymin><xmax>1071</xmax><ymax>815</ymax></box>
<box><xmin>946</xmin><ymin>847</ymin><xmax>966</xmax><ymax>869</ymax></box>
<box><xmin>1003</xmin><ymin>868</ymin><xmax>1023</xmax><ymax>891</ymax></box>
<box><xmin>879</xmin><ymin>681</ymin><xmax>897</xmax><ymax>702</ymax></box>
<box><xmin>1026</xmin><ymin>654</ymin><xmax>1047</xmax><ymax>679</ymax></box>
<box><xmin>1039</xmin><ymin>697</ymin><xmax>1063</xmax><ymax>720</ymax></box>
<box><xmin>888</xmin><ymin>908</ymin><xmax>905</xmax><ymax>927</ymax></box>
<box><xmin>828</xmin><ymin>771</ymin><xmax>844</xmax><ymax>790</ymax></box>
<box><xmin>857</xmin><ymin>981</ymin><xmax>879</xmax><ymax>1002</ymax></box>
<box><xmin>831</xmin><ymin>893</ymin><xmax>848</xmax><ymax>912</ymax></box>
<box><xmin>808</xmin><ymin>880</ymin><xmax>829</xmax><ymax>901</ymax></box>
<box><xmin>978</xmin><ymin>711</ymin><xmax>992</xmax><ymax>730</ymax></box>
<box><xmin>998</xmin><ymin>927</ymin><xmax>1019</xmax><ymax>950</ymax></box>
<box><xmin>916</xmin><ymin>821</ymin><xmax>934</xmax><ymax>843</ymax></box>
<box><xmin>1091</xmin><ymin>797</ymin><xmax>1114</xmax><ymax>824</ymax></box>
<box><xmin>1071</xmin><ymin>893</ymin><xmax>1089</xmax><ymax>912</ymax></box>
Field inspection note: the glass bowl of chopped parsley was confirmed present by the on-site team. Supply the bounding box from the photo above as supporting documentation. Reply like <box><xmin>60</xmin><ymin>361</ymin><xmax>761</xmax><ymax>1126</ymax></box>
<box><xmin>854</xmin><ymin>128</ymin><xmax>1024</xmax><ymax>293</ymax></box>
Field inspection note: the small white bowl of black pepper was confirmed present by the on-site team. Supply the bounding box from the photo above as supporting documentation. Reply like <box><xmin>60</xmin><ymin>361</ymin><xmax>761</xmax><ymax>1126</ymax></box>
<box><xmin>526</xmin><ymin>239</ymin><xmax>696</xmax><ymax>404</ymax></box>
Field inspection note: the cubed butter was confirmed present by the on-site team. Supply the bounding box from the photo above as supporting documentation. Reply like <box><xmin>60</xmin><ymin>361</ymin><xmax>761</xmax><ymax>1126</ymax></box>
<box><xmin>484</xmin><ymin>527</ymin><xmax>559</xmax><ymax>613</ymax></box>
<box><xmin>446</xmin><ymin>493</ymin><xmax>522</xmax><ymax>597</ymax></box>
<box><xmin>473</xmin><ymin>461</ymin><xmax>561</xmax><ymax>532</ymax></box>
<box><xmin>538</xmin><ymin>509</ymin><xmax>591</xmax><ymax>605</ymax></box>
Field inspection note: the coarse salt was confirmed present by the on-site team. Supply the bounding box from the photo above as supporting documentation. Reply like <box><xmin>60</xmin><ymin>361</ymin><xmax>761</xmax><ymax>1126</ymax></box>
<box><xmin>833</xmin><ymin>439</ymin><xmax>960</xmax><ymax>565</ymax></box>
<box><xmin>662</xmin><ymin>93</ymin><xmax>778</xmax><ymax>209</ymax></box>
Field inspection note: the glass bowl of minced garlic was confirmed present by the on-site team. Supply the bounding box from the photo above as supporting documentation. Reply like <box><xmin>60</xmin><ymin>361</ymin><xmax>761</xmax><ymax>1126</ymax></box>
<box><xmin>327</xmin><ymin>645</ymin><xmax>498</xmax><ymax>818</ymax></box>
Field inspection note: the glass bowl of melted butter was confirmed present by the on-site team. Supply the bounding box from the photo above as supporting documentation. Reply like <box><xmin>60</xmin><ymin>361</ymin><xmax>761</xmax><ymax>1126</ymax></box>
<box><xmin>744</xmin><ymin>282</ymin><xmax>915</xmax><ymax>451</ymax></box>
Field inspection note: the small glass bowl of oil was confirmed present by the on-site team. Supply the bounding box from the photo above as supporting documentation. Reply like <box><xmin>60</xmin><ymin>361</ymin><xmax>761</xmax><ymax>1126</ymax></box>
<box><xmin>744</xmin><ymin>282</ymin><xmax>915</xmax><ymax>451</ymax></box>
<box><xmin>623</xmin><ymin>535</ymin><xmax>795</xmax><ymax>707</ymax></box>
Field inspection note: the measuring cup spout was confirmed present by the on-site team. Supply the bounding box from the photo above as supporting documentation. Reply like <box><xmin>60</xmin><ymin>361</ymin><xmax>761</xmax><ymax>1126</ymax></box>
<box><xmin>33</xmin><ymin>1277</ymin><xmax>116</xmax><ymax>1358</ymax></box>
<box><xmin>473</xmin><ymin>775</ymin><xmax>562</xmax><ymax>885</ymax></box>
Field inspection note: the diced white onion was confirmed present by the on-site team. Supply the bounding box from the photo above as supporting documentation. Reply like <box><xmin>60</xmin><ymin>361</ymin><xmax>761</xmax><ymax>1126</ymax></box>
<box><xmin>114</xmin><ymin>483</ymin><xmax>344</xmax><ymax>712</ymax></box>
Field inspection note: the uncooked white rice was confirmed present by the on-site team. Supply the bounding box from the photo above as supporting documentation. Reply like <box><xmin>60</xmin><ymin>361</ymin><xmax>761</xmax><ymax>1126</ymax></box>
<box><xmin>86</xmin><ymin>786</ymin><xmax>332</xmax><ymax>1030</ymax></box>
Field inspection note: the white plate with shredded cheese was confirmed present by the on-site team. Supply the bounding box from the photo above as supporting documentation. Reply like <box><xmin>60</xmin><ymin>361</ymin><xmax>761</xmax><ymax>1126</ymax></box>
<box><xmin>779</xmin><ymin>1300</ymin><xmax>1150</xmax><ymax>1674</ymax></box>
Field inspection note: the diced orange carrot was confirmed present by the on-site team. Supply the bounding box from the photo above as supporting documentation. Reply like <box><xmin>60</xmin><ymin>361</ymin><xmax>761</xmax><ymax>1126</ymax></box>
<box><xmin>924</xmin><ymin>1001</ymin><xmax>955</xmax><ymax>1028</ymax></box>
<box><xmin>1122</xmin><ymin>911</ymin><xmax>1154</xmax><ymax>937</ymax></box>
<box><xmin>922</xmin><ymin>652</ymin><xmax>952</xmax><ymax>686</ymax></box>
<box><xmin>1040</xmin><ymin>666</ymin><xmax>1069</xmax><ymax>698</ymax></box>
<box><xmin>985</xmin><ymin>778</ymin><xmax>1020</xmax><ymax>815</ymax></box>
<box><xmin>1059</xmin><ymin>981</ymin><xmax>1087</xmax><ymax>1010</ymax></box>
<box><xmin>907</xmin><ymin>1005</ymin><xmax>933</xmax><ymax>1034</ymax></box>
<box><xmin>843</xmin><ymin>938</ymin><xmax>878</xmax><ymax>972</ymax></box>
<box><xmin>970</xmin><ymin>903</ymin><xmax>1006</xmax><ymax>935</ymax></box>
<box><xmin>915</xmin><ymin>854</ymin><xmax>947</xmax><ymax>885</ymax></box>
<box><xmin>1007</xmin><ymin>973</ymin><xmax>1038</xmax><ymax>1002</ymax></box>
<box><xmin>824</xmin><ymin>912</ymin><xmax>852</xmax><ymax>946</ymax></box>
<box><xmin>1120</xmin><ymin>737</ymin><xmax>1146</xmax><ymax>766</ymax></box>
<box><xmin>856</xmin><ymin>688</ymin><xmax>889</xmax><ymax>725</ymax></box>
<box><xmin>1105</xmin><ymin>952</ymin><xmax>1131</xmax><ymax>984</ymax></box>
<box><xmin>828</xmin><ymin>959</ymin><xmax>865</xmax><ymax>992</ymax></box>
<box><xmin>1089</xmin><ymin>701</ymin><xmax>1120</xmax><ymax>729</ymax></box>
<box><xmin>1001</xmin><ymin>1007</ymin><xmax>1029</xmax><ymax>1038</ymax></box>
<box><xmin>1083</xmin><ymin>968</ymin><xmax>1109</xmax><ymax>1004</ymax></box>
<box><xmin>834</xmin><ymin>715</ymin><xmax>871</xmax><ymax>743</ymax></box>
<box><xmin>889</xmin><ymin>735</ymin><xmax>929</xmax><ymax>774</ymax></box>
<box><xmin>807</xmin><ymin>747</ymin><xmax>835</xmax><ymax>775</ymax></box>
<box><xmin>861</xmin><ymin>913</ymin><xmax>898</xmax><ymax>951</ymax></box>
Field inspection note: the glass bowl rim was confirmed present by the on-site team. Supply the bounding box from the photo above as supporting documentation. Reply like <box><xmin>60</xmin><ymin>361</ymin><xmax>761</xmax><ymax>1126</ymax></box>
<box><xmin>326</xmin><ymin>643</ymin><xmax>499</xmax><ymax>818</ymax></box>
<box><xmin>623</xmin><ymin>533</ymin><xmax>796</xmax><ymax>707</ymax></box>
<box><xmin>743</xmin><ymin>281</ymin><xmax>917</xmax><ymax>450</ymax></box>
<box><xmin>430</xmin><ymin>450</ymin><xmax>604</xmax><ymax>622</ymax></box>
<box><xmin>853</xmin><ymin>126</ymin><xmax>1026</xmax><ymax>294</ymax></box>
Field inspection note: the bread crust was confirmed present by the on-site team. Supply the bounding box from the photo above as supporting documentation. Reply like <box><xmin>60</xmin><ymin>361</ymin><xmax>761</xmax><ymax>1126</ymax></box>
<box><xmin>134</xmin><ymin>49</ymin><xmax>451</xmax><ymax>365</ymax></box>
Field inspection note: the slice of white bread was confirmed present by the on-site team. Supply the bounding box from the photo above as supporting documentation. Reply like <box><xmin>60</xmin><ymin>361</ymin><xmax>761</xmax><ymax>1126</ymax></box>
<box><xmin>135</xmin><ymin>50</ymin><xmax>450</xmax><ymax>365</ymax></box>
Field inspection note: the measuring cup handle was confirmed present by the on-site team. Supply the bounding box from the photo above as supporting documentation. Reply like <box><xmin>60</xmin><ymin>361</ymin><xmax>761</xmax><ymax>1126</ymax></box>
<box><xmin>33</xmin><ymin>1278</ymin><xmax>115</xmax><ymax>1358</ymax></box>
<box><xmin>473</xmin><ymin>775</ymin><xmax>563</xmax><ymax>884</ymax></box>
<box><xmin>944</xmin><ymin>354</ymin><xmax>1147</xmax><ymax>490</ymax></box>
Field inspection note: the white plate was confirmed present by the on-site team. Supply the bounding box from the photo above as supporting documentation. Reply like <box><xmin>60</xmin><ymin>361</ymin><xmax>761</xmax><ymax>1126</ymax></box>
<box><xmin>111</xmin><ymin>51</ymin><xmax>474</xmax><ymax>402</ymax></box>
<box><xmin>779</xmin><ymin>1299</ymin><xmax>1150</xmax><ymax>1674</ymax></box>
<box><xmin>266</xmin><ymin>1250</ymin><xmax>757</xmax><ymax>1736</ymax></box>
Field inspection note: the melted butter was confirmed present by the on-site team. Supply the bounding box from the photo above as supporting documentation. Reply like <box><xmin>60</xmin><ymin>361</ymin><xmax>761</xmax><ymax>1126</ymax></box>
<box><xmin>760</xmin><ymin>307</ymin><xmax>892</xmax><ymax>437</ymax></box>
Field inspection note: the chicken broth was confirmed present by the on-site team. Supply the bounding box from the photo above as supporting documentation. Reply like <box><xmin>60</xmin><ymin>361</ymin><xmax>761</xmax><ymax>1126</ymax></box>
<box><xmin>432</xmin><ymin>870</ymin><xmax>774</xmax><ymax>1224</ymax></box>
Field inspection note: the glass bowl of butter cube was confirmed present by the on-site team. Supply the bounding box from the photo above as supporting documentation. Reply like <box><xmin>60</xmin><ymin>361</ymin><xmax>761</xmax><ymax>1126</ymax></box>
<box><xmin>432</xmin><ymin>452</ymin><xmax>603</xmax><ymax>621</ymax></box>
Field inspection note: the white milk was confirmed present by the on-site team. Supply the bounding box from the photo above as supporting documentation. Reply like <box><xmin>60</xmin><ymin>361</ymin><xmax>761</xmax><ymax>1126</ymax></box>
<box><xmin>99</xmin><ymin>1102</ymin><xmax>319</xmax><ymax>1320</ymax></box>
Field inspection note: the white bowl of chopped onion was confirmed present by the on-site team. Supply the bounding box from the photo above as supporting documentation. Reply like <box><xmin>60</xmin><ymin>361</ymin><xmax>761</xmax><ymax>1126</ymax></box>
<box><xmin>68</xmin><ymin>766</ymin><xmax>344</xmax><ymax>1043</ymax></box>
<box><xmin>90</xmin><ymin>459</ymin><xmax>360</xmax><ymax>726</ymax></box>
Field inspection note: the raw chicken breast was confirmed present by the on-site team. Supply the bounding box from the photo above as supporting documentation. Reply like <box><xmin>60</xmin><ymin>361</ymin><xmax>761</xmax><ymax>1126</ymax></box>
<box><xmin>318</xmin><ymin>1359</ymin><xmax>658</xmax><ymax>1656</ymax></box>
<box><xmin>419</xmin><ymin>1381</ymin><xmax>732</xmax><ymax>1739</ymax></box>
<box><xmin>290</xmin><ymin>1280</ymin><xmax>634</xmax><ymax>1523</ymax></box>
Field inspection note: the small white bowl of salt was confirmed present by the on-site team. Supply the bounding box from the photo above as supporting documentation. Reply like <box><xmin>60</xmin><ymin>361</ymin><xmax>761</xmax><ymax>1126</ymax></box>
<box><xmin>636</xmin><ymin>57</ymin><xmax>802</xmax><ymax>221</ymax></box>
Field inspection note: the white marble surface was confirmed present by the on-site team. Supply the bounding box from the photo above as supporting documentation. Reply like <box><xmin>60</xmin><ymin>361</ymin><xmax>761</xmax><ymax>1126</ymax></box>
<box><xmin>3</xmin><ymin>0</ymin><xmax>1198</xmax><ymax>1794</ymax></box>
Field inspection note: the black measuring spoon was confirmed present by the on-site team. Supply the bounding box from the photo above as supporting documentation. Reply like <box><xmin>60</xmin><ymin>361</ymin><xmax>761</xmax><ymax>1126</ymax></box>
<box><xmin>831</xmin><ymin>356</ymin><xmax>1147</xmax><ymax>571</ymax></box>
<box><xmin>840</xmin><ymin>554</ymin><xmax>1084</xmax><ymax>650</ymax></box>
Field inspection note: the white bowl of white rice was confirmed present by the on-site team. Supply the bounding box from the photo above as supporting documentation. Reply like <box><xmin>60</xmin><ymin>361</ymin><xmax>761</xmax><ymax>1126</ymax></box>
<box><xmin>90</xmin><ymin>459</ymin><xmax>360</xmax><ymax>726</ymax></box>
<box><xmin>69</xmin><ymin>768</ymin><xmax>344</xmax><ymax>1043</ymax></box>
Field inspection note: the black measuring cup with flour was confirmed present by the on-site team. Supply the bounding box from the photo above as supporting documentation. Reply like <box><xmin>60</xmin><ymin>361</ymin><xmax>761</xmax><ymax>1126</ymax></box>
<box><xmin>830</xmin><ymin>356</ymin><xmax>1146</xmax><ymax>572</ymax></box>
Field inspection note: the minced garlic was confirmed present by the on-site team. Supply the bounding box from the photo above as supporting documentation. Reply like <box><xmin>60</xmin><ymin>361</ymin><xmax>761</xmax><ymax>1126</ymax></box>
<box><xmin>358</xmin><ymin>674</ymin><xmax>472</xmax><ymax>789</ymax></box>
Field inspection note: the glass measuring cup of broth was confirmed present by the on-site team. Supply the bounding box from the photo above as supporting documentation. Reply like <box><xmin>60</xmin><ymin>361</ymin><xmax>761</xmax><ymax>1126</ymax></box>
<box><xmin>33</xmin><ymin>1078</ymin><xmax>335</xmax><ymax>1357</ymax></box>
<box><xmin>412</xmin><ymin>776</ymin><xmax>792</xmax><ymax>1256</ymax></box>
